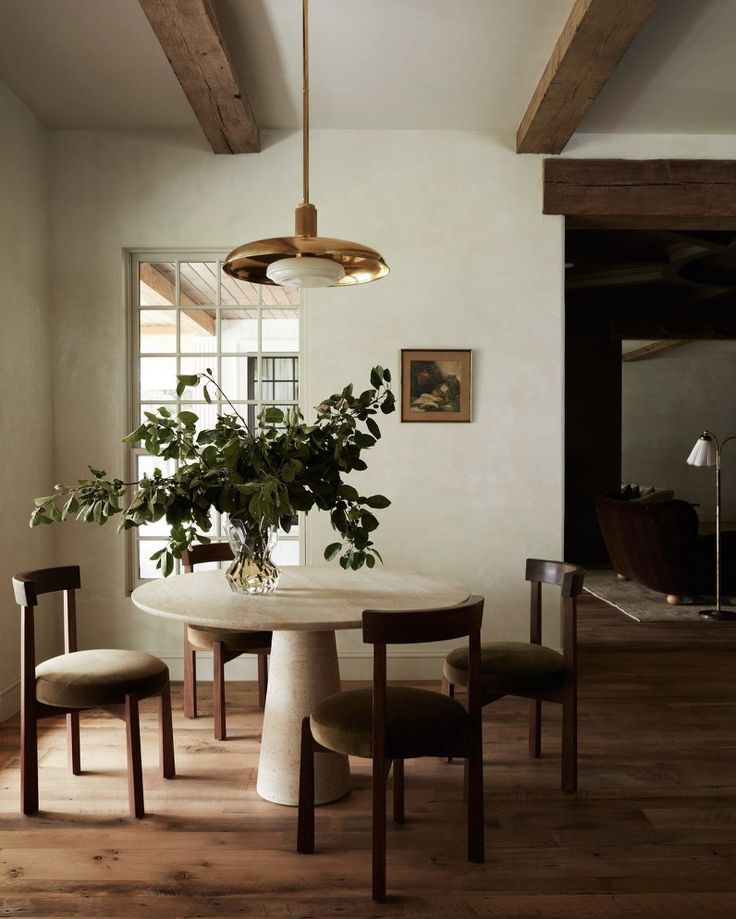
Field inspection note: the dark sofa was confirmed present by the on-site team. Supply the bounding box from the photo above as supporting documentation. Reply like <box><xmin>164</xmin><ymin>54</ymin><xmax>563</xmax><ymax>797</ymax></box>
<box><xmin>595</xmin><ymin>496</ymin><xmax>736</xmax><ymax>601</ymax></box>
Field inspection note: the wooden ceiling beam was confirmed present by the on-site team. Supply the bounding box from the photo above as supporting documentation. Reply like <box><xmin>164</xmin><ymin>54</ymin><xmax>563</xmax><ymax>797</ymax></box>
<box><xmin>566</xmin><ymin>265</ymin><xmax>665</xmax><ymax>290</ymax></box>
<box><xmin>138</xmin><ymin>0</ymin><xmax>260</xmax><ymax>154</ymax></box>
<box><xmin>140</xmin><ymin>263</ymin><xmax>192</xmax><ymax>306</ymax></box>
<box><xmin>182</xmin><ymin>310</ymin><xmax>216</xmax><ymax>337</ymax></box>
<box><xmin>139</xmin><ymin>264</ymin><xmax>216</xmax><ymax>336</ymax></box>
<box><xmin>516</xmin><ymin>0</ymin><xmax>659</xmax><ymax>154</ymax></box>
<box><xmin>622</xmin><ymin>340</ymin><xmax>691</xmax><ymax>362</ymax></box>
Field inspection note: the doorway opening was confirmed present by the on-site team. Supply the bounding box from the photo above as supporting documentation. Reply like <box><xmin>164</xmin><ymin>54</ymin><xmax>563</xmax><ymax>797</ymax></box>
<box><xmin>563</xmin><ymin>228</ymin><xmax>736</xmax><ymax>566</ymax></box>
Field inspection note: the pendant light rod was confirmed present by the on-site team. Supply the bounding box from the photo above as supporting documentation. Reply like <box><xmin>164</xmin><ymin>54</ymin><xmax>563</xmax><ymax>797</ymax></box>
<box><xmin>302</xmin><ymin>0</ymin><xmax>310</xmax><ymax>205</ymax></box>
<box><xmin>295</xmin><ymin>0</ymin><xmax>316</xmax><ymax>238</ymax></box>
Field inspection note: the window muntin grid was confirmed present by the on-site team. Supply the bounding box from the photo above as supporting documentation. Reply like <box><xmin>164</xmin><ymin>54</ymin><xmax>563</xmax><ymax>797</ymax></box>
<box><xmin>130</xmin><ymin>254</ymin><xmax>302</xmax><ymax>585</ymax></box>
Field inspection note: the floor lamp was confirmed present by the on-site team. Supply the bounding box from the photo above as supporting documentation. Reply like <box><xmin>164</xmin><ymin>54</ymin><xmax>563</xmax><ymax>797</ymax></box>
<box><xmin>686</xmin><ymin>431</ymin><xmax>736</xmax><ymax>621</ymax></box>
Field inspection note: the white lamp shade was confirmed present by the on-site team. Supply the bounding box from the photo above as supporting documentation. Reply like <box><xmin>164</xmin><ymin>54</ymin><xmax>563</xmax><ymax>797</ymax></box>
<box><xmin>687</xmin><ymin>435</ymin><xmax>717</xmax><ymax>467</ymax></box>
<box><xmin>266</xmin><ymin>256</ymin><xmax>346</xmax><ymax>288</ymax></box>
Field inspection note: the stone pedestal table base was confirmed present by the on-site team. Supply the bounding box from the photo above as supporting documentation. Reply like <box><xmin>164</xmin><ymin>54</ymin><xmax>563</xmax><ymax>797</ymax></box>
<box><xmin>256</xmin><ymin>629</ymin><xmax>350</xmax><ymax>806</ymax></box>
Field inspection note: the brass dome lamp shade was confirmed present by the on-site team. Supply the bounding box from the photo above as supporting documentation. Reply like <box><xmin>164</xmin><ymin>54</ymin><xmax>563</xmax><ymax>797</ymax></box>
<box><xmin>223</xmin><ymin>0</ymin><xmax>389</xmax><ymax>289</ymax></box>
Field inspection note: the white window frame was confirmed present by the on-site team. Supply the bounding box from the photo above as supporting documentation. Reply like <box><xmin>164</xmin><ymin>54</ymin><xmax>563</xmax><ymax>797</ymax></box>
<box><xmin>125</xmin><ymin>249</ymin><xmax>305</xmax><ymax>591</ymax></box>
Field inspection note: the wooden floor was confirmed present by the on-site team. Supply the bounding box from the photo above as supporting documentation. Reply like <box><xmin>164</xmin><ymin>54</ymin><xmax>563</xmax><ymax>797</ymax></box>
<box><xmin>2</xmin><ymin>596</ymin><xmax>736</xmax><ymax>917</ymax></box>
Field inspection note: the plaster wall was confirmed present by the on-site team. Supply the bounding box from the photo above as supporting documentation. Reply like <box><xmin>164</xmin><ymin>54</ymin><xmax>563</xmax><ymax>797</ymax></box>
<box><xmin>44</xmin><ymin>127</ymin><xmax>736</xmax><ymax>681</ymax></box>
<box><xmin>622</xmin><ymin>341</ymin><xmax>736</xmax><ymax>522</ymax></box>
<box><xmin>0</xmin><ymin>84</ymin><xmax>56</xmax><ymax>717</ymax></box>
<box><xmin>46</xmin><ymin>128</ymin><xmax>563</xmax><ymax>678</ymax></box>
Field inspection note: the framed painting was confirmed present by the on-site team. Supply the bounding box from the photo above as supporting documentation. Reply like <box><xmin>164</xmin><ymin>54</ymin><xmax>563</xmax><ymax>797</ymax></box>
<box><xmin>400</xmin><ymin>349</ymin><xmax>472</xmax><ymax>422</ymax></box>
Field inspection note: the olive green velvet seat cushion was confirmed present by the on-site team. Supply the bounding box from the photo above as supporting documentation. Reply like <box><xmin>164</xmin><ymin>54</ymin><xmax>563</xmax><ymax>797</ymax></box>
<box><xmin>310</xmin><ymin>687</ymin><xmax>469</xmax><ymax>760</ymax></box>
<box><xmin>186</xmin><ymin>625</ymin><xmax>272</xmax><ymax>652</ymax></box>
<box><xmin>444</xmin><ymin>642</ymin><xmax>564</xmax><ymax>694</ymax></box>
<box><xmin>35</xmin><ymin>649</ymin><xmax>169</xmax><ymax>708</ymax></box>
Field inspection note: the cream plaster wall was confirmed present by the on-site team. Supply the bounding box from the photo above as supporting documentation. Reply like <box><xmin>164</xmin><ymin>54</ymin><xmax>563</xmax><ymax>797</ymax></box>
<box><xmin>622</xmin><ymin>341</ymin><xmax>736</xmax><ymax>522</ymax></box>
<box><xmin>43</xmin><ymin>127</ymin><xmax>736</xmax><ymax>682</ymax></box>
<box><xmin>567</xmin><ymin>133</ymin><xmax>736</xmax><ymax>159</ymax></box>
<box><xmin>0</xmin><ymin>84</ymin><xmax>56</xmax><ymax>717</ymax></box>
<box><xmin>46</xmin><ymin>128</ymin><xmax>564</xmax><ymax>678</ymax></box>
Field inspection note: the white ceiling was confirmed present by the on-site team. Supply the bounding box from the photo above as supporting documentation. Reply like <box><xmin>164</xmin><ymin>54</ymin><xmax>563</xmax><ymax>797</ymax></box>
<box><xmin>1</xmin><ymin>0</ymin><xmax>735</xmax><ymax>136</ymax></box>
<box><xmin>579</xmin><ymin>0</ymin><xmax>736</xmax><ymax>135</ymax></box>
<box><xmin>218</xmin><ymin>0</ymin><xmax>574</xmax><ymax>130</ymax></box>
<box><xmin>0</xmin><ymin>0</ymin><xmax>198</xmax><ymax>130</ymax></box>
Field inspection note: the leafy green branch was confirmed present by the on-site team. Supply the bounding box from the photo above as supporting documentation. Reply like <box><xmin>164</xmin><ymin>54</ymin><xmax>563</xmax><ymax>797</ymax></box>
<box><xmin>31</xmin><ymin>366</ymin><xmax>395</xmax><ymax>576</ymax></box>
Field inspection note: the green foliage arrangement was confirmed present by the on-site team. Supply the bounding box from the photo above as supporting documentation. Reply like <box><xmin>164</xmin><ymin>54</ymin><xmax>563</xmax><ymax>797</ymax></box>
<box><xmin>31</xmin><ymin>367</ymin><xmax>396</xmax><ymax>576</ymax></box>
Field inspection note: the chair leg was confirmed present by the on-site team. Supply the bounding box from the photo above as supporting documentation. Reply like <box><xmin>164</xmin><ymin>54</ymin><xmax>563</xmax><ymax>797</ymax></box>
<box><xmin>442</xmin><ymin>678</ymin><xmax>456</xmax><ymax>762</ymax></box>
<box><xmin>125</xmin><ymin>694</ymin><xmax>145</xmax><ymax>819</ymax></box>
<box><xmin>159</xmin><ymin>683</ymin><xmax>176</xmax><ymax>779</ymax></box>
<box><xmin>529</xmin><ymin>699</ymin><xmax>542</xmax><ymax>759</ymax></box>
<box><xmin>561</xmin><ymin>687</ymin><xmax>578</xmax><ymax>793</ymax></box>
<box><xmin>21</xmin><ymin>703</ymin><xmax>39</xmax><ymax>816</ymax></box>
<box><xmin>183</xmin><ymin>631</ymin><xmax>197</xmax><ymax>719</ymax></box>
<box><xmin>257</xmin><ymin>652</ymin><xmax>268</xmax><ymax>710</ymax></box>
<box><xmin>297</xmin><ymin>716</ymin><xmax>315</xmax><ymax>854</ymax></box>
<box><xmin>466</xmin><ymin>748</ymin><xmax>485</xmax><ymax>863</ymax></box>
<box><xmin>67</xmin><ymin>711</ymin><xmax>81</xmax><ymax>775</ymax></box>
<box><xmin>392</xmin><ymin>759</ymin><xmax>405</xmax><ymax>824</ymax></box>
<box><xmin>213</xmin><ymin>641</ymin><xmax>227</xmax><ymax>741</ymax></box>
<box><xmin>372</xmin><ymin>752</ymin><xmax>388</xmax><ymax>902</ymax></box>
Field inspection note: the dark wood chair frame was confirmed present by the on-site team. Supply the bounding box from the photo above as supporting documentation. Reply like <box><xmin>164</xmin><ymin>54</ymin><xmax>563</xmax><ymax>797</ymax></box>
<box><xmin>445</xmin><ymin>559</ymin><xmax>585</xmax><ymax>793</ymax></box>
<box><xmin>181</xmin><ymin>543</ymin><xmax>271</xmax><ymax>740</ymax></box>
<box><xmin>13</xmin><ymin>565</ymin><xmax>175</xmax><ymax>818</ymax></box>
<box><xmin>297</xmin><ymin>597</ymin><xmax>485</xmax><ymax>903</ymax></box>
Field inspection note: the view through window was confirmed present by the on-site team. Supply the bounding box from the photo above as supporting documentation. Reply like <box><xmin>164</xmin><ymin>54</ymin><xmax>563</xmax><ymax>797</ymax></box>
<box><xmin>130</xmin><ymin>254</ymin><xmax>301</xmax><ymax>583</ymax></box>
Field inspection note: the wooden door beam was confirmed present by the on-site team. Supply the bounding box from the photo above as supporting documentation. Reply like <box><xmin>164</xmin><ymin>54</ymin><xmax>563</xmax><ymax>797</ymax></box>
<box><xmin>138</xmin><ymin>0</ymin><xmax>260</xmax><ymax>154</ymax></box>
<box><xmin>516</xmin><ymin>0</ymin><xmax>659</xmax><ymax>154</ymax></box>
<box><xmin>545</xmin><ymin>159</ymin><xmax>736</xmax><ymax>223</ymax></box>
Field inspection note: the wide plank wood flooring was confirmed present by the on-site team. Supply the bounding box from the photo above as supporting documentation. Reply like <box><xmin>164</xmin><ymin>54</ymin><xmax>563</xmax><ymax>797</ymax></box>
<box><xmin>1</xmin><ymin>596</ymin><xmax>736</xmax><ymax>917</ymax></box>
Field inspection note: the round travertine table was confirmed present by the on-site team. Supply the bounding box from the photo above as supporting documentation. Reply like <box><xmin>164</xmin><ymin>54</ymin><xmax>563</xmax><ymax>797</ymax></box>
<box><xmin>131</xmin><ymin>566</ymin><xmax>469</xmax><ymax>806</ymax></box>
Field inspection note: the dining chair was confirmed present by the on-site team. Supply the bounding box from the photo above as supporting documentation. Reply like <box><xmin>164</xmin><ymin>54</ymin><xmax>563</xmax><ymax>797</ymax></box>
<box><xmin>12</xmin><ymin>565</ymin><xmax>175</xmax><ymax>818</ymax></box>
<box><xmin>443</xmin><ymin>559</ymin><xmax>585</xmax><ymax>792</ymax></box>
<box><xmin>181</xmin><ymin>542</ymin><xmax>272</xmax><ymax>740</ymax></box>
<box><xmin>297</xmin><ymin>596</ymin><xmax>485</xmax><ymax>903</ymax></box>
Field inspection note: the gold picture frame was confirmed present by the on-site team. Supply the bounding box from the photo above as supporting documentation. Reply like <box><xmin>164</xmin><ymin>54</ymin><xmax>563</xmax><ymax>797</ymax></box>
<box><xmin>400</xmin><ymin>349</ymin><xmax>472</xmax><ymax>423</ymax></box>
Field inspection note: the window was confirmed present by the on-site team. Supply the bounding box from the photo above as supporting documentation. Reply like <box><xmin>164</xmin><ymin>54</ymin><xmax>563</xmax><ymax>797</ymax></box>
<box><xmin>129</xmin><ymin>253</ymin><xmax>302</xmax><ymax>584</ymax></box>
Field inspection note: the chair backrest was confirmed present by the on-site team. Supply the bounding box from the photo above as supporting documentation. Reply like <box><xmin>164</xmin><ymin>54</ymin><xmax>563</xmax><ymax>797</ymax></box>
<box><xmin>12</xmin><ymin>565</ymin><xmax>81</xmax><ymax>608</ymax></box>
<box><xmin>525</xmin><ymin>559</ymin><xmax>585</xmax><ymax>597</ymax></box>
<box><xmin>525</xmin><ymin>558</ymin><xmax>585</xmax><ymax>673</ymax></box>
<box><xmin>362</xmin><ymin>596</ymin><xmax>484</xmax><ymax>761</ymax></box>
<box><xmin>12</xmin><ymin>566</ymin><xmax>82</xmax><ymax>692</ymax></box>
<box><xmin>363</xmin><ymin>599</ymin><xmax>483</xmax><ymax>646</ymax></box>
<box><xmin>181</xmin><ymin>542</ymin><xmax>234</xmax><ymax>572</ymax></box>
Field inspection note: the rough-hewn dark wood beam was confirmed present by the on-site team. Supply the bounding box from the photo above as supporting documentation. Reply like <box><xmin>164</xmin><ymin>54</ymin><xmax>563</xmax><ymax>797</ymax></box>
<box><xmin>517</xmin><ymin>0</ymin><xmax>659</xmax><ymax>154</ymax></box>
<box><xmin>546</xmin><ymin>159</ymin><xmax>736</xmax><ymax>220</ymax></box>
<box><xmin>138</xmin><ymin>0</ymin><xmax>260</xmax><ymax>154</ymax></box>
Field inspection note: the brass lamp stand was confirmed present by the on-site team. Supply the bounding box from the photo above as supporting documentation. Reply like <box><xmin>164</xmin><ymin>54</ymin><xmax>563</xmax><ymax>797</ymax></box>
<box><xmin>687</xmin><ymin>431</ymin><xmax>736</xmax><ymax>621</ymax></box>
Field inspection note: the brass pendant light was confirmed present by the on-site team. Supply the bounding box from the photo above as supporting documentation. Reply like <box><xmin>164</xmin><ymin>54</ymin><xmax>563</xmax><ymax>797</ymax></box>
<box><xmin>223</xmin><ymin>0</ymin><xmax>389</xmax><ymax>288</ymax></box>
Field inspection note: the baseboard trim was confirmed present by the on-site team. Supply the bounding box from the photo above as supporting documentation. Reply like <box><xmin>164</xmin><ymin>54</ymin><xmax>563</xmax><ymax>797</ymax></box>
<box><xmin>0</xmin><ymin>678</ymin><xmax>20</xmax><ymax>723</ymax></box>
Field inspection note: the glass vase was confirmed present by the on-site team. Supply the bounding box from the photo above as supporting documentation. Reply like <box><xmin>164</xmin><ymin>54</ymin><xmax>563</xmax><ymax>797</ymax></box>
<box><xmin>224</xmin><ymin>518</ymin><xmax>281</xmax><ymax>594</ymax></box>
